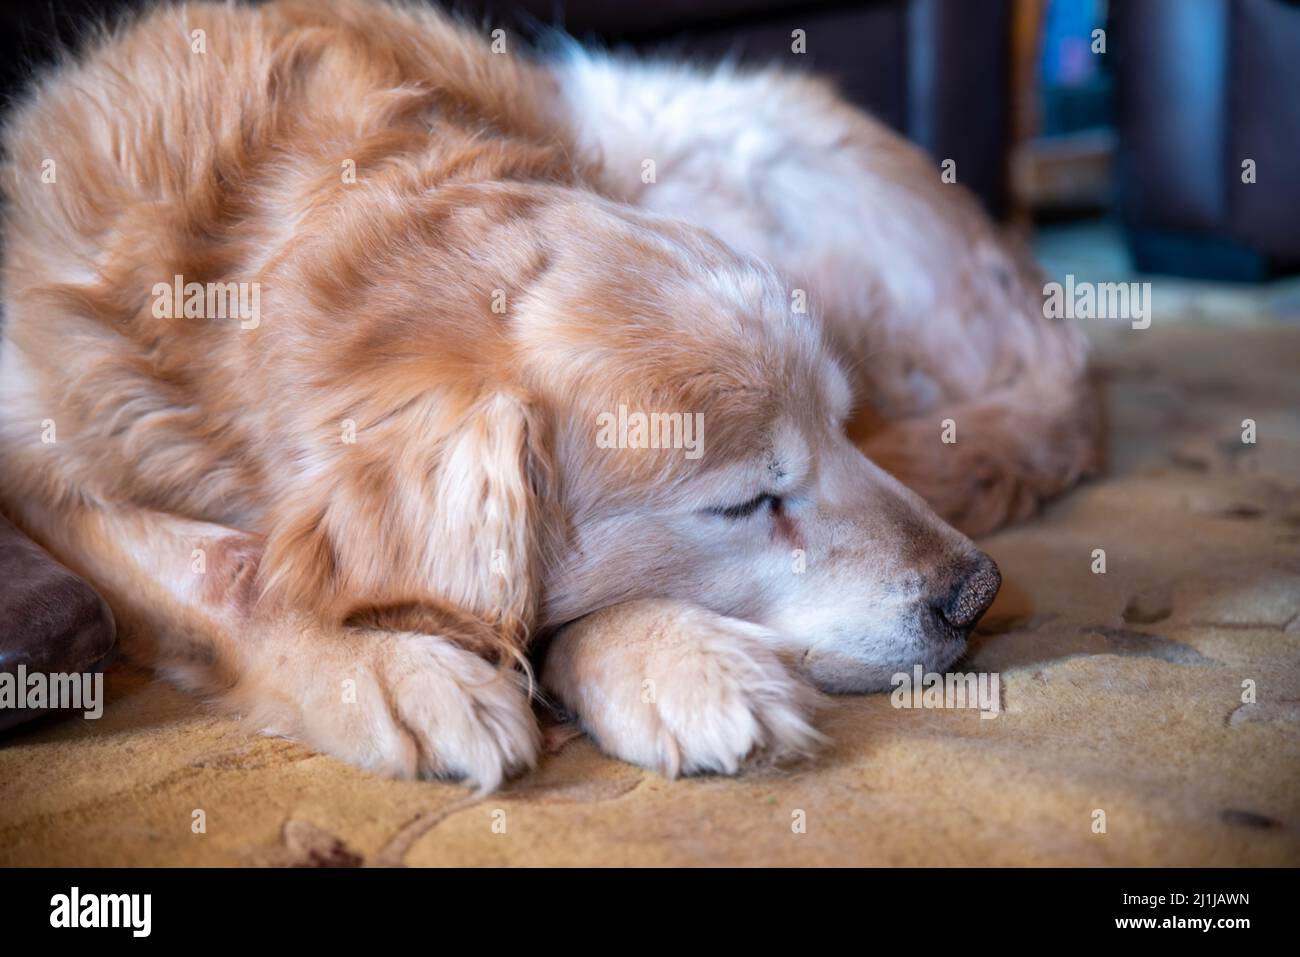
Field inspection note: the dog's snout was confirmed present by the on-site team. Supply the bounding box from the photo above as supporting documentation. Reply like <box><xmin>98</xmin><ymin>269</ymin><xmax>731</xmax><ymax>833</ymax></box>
<box><xmin>932</xmin><ymin>554</ymin><xmax>1001</xmax><ymax>630</ymax></box>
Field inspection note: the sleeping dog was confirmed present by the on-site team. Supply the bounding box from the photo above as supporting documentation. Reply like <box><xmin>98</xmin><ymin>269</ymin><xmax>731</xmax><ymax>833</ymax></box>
<box><xmin>0</xmin><ymin>0</ymin><xmax>1099</xmax><ymax>787</ymax></box>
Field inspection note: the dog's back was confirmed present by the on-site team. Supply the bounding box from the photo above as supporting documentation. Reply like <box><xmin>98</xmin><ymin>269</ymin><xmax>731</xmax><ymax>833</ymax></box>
<box><xmin>0</xmin><ymin>0</ymin><xmax>575</xmax><ymax>525</ymax></box>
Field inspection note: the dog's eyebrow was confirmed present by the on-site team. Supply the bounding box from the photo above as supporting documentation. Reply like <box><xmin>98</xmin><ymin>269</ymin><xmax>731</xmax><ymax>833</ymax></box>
<box><xmin>766</xmin><ymin>461</ymin><xmax>803</xmax><ymax>494</ymax></box>
<box><xmin>766</xmin><ymin>422</ymin><xmax>811</xmax><ymax>491</ymax></box>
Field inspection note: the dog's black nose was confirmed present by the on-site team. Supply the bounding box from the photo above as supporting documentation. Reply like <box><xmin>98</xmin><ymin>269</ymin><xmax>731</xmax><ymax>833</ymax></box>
<box><xmin>933</xmin><ymin>554</ymin><xmax>1001</xmax><ymax>630</ymax></box>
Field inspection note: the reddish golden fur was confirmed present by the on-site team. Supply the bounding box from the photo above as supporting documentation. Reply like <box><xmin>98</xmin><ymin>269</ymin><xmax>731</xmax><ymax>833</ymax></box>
<box><xmin>0</xmin><ymin>1</ymin><xmax>1100</xmax><ymax>785</ymax></box>
<box><xmin>2</xmin><ymin>1</ymin><xmax>586</xmax><ymax>655</ymax></box>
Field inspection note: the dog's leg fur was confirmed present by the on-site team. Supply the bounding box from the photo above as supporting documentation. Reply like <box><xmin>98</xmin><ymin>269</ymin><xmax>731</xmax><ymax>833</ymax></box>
<box><xmin>542</xmin><ymin>600</ymin><xmax>824</xmax><ymax>776</ymax></box>
<box><xmin>1</xmin><ymin>492</ymin><xmax>540</xmax><ymax>789</ymax></box>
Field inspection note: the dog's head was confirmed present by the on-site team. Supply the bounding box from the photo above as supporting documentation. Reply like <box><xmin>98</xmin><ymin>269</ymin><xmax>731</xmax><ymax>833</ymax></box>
<box><xmin>495</xmin><ymin>199</ymin><xmax>1000</xmax><ymax>691</ymax></box>
<box><xmin>284</xmin><ymin>191</ymin><xmax>999</xmax><ymax>687</ymax></box>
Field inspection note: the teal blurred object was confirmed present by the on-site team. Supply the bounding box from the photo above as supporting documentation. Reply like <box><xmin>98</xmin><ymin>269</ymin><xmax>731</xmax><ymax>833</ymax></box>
<box><xmin>1040</xmin><ymin>0</ymin><xmax>1113</xmax><ymax>135</ymax></box>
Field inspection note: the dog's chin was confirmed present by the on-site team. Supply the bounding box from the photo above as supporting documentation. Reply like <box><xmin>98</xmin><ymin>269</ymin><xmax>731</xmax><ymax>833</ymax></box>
<box><xmin>799</xmin><ymin>639</ymin><xmax>969</xmax><ymax>694</ymax></box>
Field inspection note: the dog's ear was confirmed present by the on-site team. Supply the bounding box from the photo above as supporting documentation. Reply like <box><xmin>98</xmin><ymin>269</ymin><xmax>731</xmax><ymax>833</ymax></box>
<box><xmin>259</xmin><ymin>389</ymin><xmax>553</xmax><ymax>662</ymax></box>
<box><xmin>425</xmin><ymin>391</ymin><xmax>554</xmax><ymax>640</ymax></box>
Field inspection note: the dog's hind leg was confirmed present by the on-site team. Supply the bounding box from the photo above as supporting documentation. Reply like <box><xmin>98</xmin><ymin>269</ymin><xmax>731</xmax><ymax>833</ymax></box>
<box><xmin>851</xmin><ymin>368</ymin><xmax>1105</xmax><ymax>537</ymax></box>
<box><xmin>0</xmin><ymin>494</ymin><xmax>539</xmax><ymax>789</ymax></box>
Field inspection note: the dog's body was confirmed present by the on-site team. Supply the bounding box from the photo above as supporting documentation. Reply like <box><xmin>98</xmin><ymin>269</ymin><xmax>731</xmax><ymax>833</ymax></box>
<box><xmin>0</xmin><ymin>1</ymin><xmax>1099</xmax><ymax>786</ymax></box>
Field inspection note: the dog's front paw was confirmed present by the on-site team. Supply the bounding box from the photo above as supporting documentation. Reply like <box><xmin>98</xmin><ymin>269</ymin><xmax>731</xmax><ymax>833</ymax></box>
<box><xmin>544</xmin><ymin>601</ymin><xmax>825</xmax><ymax>777</ymax></box>
<box><xmin>375</xmin><ymin>635</ymin><xmax>540</xmax><ymax>790</ymax></box>
<box><xmin>249</xmin><ymin>625</ymin><xmax>539</xmax><ymax>791</ymax></box>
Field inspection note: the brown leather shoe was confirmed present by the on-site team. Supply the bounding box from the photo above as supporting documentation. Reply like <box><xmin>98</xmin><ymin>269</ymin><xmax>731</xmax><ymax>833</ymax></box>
<box><xmin>0</xmin><ymin>514</ymin><xmax>116</xmax><ymax>730</ymax></box>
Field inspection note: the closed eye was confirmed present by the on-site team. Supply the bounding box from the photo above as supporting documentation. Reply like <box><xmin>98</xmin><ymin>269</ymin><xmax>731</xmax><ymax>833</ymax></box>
<box><xmin>704</xmin><ymin>493</ymin><xmax>780</xmax><ymax>520</ymax></box>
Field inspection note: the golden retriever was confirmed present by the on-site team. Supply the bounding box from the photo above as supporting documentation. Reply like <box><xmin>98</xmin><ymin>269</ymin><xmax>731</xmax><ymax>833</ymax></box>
<box><xmin>0</xmin><ymin>0</ymin><xmax>1099</xmax><ymax>787</ymax></box>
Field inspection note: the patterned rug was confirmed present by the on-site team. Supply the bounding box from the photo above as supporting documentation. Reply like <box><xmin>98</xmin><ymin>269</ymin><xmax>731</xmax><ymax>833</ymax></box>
<box><xmin>2</xmin><ymin>317</ymin><xmax>1297</xmax><ymax>866</ymax></box>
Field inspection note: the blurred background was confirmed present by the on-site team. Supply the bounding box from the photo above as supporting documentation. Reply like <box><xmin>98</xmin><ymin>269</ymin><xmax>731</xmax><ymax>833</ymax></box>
<box><xmin>2</xmin><ymin>0</ymin><xmax>1298</xmax><ymax>319</ymax></box>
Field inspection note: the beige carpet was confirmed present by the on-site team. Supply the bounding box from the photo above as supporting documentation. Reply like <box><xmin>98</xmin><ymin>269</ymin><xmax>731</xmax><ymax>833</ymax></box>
<box><xmin>2</xmin><ymin>318</ymin><xmax>1298</xmax><ymax>867</ymax></box>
